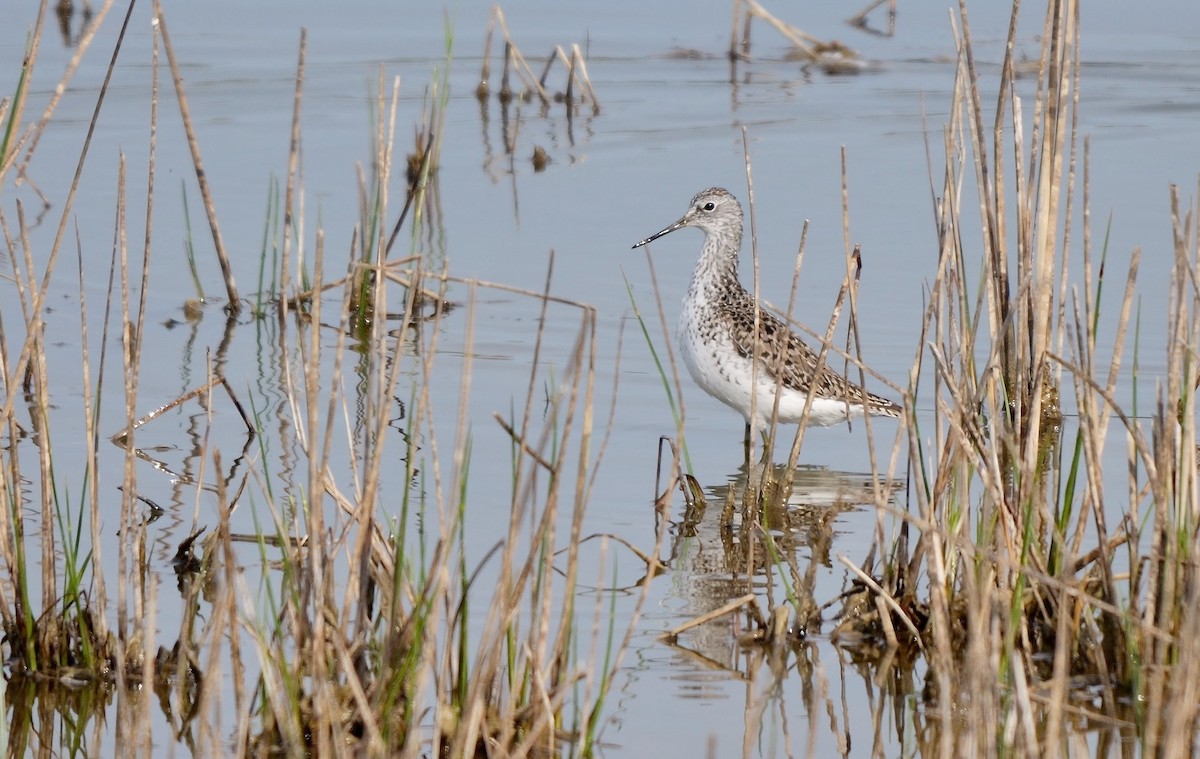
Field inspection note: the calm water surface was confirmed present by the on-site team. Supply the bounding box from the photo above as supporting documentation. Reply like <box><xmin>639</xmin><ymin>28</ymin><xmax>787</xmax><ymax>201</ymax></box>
<box><xmin>3</xmin><ymin>1</ymin><xmax>1199</xmax><ymax>755</ymax></box>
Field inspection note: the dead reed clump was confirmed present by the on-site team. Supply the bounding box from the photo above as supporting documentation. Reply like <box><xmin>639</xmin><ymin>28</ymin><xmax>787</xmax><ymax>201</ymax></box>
<box><xmin>476</xmin><ymin>5</ymin><xmax>599</xmax><ymax>113</ymax></box>
<box><xmin>730</xmin><ymin>0</ymin><xmax>864</xmax><ymax>73</ymax></box>
<box><xmin>2</xmin><ymin>600</ymin><xmax>117</xmax><ymax>682</ymax></box>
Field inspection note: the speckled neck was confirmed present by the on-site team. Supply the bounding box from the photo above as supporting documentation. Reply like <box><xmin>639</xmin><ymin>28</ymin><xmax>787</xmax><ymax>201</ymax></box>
<box><xmin>689</xmin><ymin>227</ymin><xmax>742</xmax><ymax>300</ymax></box>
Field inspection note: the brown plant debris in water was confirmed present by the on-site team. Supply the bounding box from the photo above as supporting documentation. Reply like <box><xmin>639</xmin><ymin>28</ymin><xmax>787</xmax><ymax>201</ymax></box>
<box><xmin>531</xmin><ymin>144</ymin><xmax>549</xmax><ymax>172</ymax></box>
<box><xmin>731</xmin><ymin>0</ymin><xmax>860</xmax><ymax>68</ymax></box>
<box><xmin>476</xmin><ymin>6</ymin><xmax>598</xmax><ymax>112</ymax></box>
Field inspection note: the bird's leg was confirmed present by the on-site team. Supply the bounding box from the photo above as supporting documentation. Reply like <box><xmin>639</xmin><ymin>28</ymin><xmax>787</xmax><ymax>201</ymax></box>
<box><xmin>758</xmin><ymin>428</ymin><xmax>773</xmax><ymax>471</ymax></box>
<box><xmin>742</xmin><ymin>422</ymin><xmax>752</xmax><ymax>469</ymax></box>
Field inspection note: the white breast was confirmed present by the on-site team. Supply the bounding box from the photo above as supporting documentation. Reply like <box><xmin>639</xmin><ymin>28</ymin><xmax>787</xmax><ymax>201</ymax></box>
<box><xmin>677</xmin><ymin>295</ymin><xmax>866</xmax><ymax>432</ymax></box>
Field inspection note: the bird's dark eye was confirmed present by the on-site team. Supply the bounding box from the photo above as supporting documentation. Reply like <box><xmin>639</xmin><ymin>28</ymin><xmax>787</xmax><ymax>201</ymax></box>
<box><xmin>702</xmin><ymin>202</ymin><xmax>715</xmax><ymax>211</ymax></box>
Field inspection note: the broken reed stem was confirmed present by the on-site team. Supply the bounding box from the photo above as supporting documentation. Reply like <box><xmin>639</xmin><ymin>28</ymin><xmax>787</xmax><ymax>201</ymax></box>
<box><xmin>663</xmin><ymin>593</ymin><xmax>757</xmax><ymax>639</ymax></box>
<box><xmin>538</xmin><ymin>48</ymin><xmax>557</xmax><ymax>90</ymax></box>
<box><xmin>479</xmin><ymin>4</ymin><xmax>598</xmax><ymax>108</ymax></box>
<box><xmin>563</xmin><ymin>47</ymin><xmax>575</xmax><ymax>104</ymax></box>
<box><xmin>489</xmin><ymin>5</ymin><xmax>547</xmax><ymax>102</ymax></box>
<box><xmin>571</xmin><ymin>44</ymin><xmax>601</xmax><ymax>111</ymax></box>
<box><xmin>740</xmin><ymin>0</ymin><xmax>823</xmax><ymax>61</ymax></box>
<box><xmin>110</xmin><ymin>375</ymin><xmax>251</xmax><ymax>442</ymax></box>
<box><xmin>494</xmin><ymin>414</ymin><xmax>555</xmax><ymax>471</ymax></box>
<box><xmin>477</xmin><ymin>10</ymin><xmax>495</xmax><ymax>98</ymax></box>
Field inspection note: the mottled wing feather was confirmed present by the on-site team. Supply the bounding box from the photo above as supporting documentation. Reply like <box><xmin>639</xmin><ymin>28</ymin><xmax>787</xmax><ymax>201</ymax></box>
<box><xmin>721</xmin><ymin>291</ymin><xmax>901</xmax><ymax>417</ymax></box>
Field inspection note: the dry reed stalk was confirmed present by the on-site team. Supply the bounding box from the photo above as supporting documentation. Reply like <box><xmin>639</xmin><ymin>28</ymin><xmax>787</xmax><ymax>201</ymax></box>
<box><xmin>549</xmin><ymin>298</ymin><xmax>598</xmax><ymax>697</ymax></box>
<box><xmin>773</xmin><ymin>217</ymin><xmax>809</xmax><ymax>469</ymax></box>
<box><xmin>302</xmin><ymin>213</ymin><xmax>332</xmax><ymax>731</ymax></box>
<box><xmin>437</xmin><ymin>264</ymin><xmax>608</xmax><ymax>755</ymax></box>
<box><xmin>910</xmin><ymin>63</ymin><xmax>972</xmax><ymax>750</ymax></box>
<box><xmin>742</xmin><ymin>129</ymin><xmax>763</xmax><ymax>457</ymax></box>
<box><xmin>729</xmin><ymin>0</ymin><xmax>747</xmax><ymax>60</ymax></box>
<box><xmin>80</xmin><ymin>151</ymin><xmax>119</xmax><ymax>666</ymax></box>
<box><xmin>153</xmin><ymin>0</ymin><xmax>239</xmax><ymax>310</ymax></box>
<box><xmin>778</xmin><ymin>248</ymin><xmax>877</xmax><ymax>469</ymax></box>
<box><xmin>454</xmin><ymin>255</ymin><xmax>560</xmax><ymax>752</ymax></box>
<box><xmin>486</xmin><ymin>6</ymin><xmax>548</xmax><ymax>103</ymax></box>
<box><xmin>0</xmin><ymin>266</ymin><xmax>16</xmax><ymax>636</ymax></box>
<box><xmin>836</xmin><ymin>554</ymin><xmax>922</xmax><ymax>646</ymax></box>
<box><xmin>278</xmin><ymin>29</ymin><xmax>306</xmax><ymax>320</ymax></box>
<box><xmin>477</xmin><ymin>10</ymin><xmax>495</xmax><ymax>99</ymax></box>
<box><xmin>570</xmin><ymin>44</ymin><xmax>601</xmax><ymax>112</ymax></box>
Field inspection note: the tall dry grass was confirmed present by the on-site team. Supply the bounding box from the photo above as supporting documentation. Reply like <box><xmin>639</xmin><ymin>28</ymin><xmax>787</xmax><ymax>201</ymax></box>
<box><xmin>836</xmin><ymin>0</ymin><xmax>1200</xmax><ymax>755</ymax></box>
<box><xmin>0</xmin><ymin>3</ymin><xmax>641</xmax><ymax>757</ymax></box>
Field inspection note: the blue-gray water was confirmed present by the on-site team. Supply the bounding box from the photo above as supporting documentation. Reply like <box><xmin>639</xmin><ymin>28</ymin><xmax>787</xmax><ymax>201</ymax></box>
<box><xmin>3</xmin><ymin>1</ymin><xmax>1199</xmax><ymax>755</ymax></box>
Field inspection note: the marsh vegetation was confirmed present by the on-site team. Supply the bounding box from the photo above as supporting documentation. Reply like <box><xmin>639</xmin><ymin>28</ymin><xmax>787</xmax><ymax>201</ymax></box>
<box><xmin>2</xmin><ymin>0</ymin><xmax>1198</xmax><ymax>757</ymax></box>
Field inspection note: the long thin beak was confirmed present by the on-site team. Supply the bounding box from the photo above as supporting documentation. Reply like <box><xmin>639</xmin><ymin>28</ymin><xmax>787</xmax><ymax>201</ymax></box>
<box><xmin>631</xmin><ymin>216</ymin><xmax>687</xmax><ymax>249</ymax></box>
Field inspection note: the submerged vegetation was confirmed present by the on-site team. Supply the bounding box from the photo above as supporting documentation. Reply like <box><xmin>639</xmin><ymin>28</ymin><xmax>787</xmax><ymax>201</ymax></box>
<box><xmin>1</xmin><ymin>0</ymin><xmax>1199</xmax><ymax>757</ymax></box>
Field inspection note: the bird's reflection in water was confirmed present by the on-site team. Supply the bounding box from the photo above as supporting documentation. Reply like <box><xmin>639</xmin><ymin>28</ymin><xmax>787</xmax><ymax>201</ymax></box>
<box><xmin>663</xmin><ymin>462</ymin><xmax>902</xmax><ymax>674</ymax></box>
